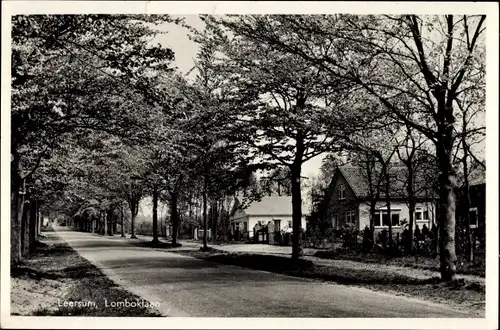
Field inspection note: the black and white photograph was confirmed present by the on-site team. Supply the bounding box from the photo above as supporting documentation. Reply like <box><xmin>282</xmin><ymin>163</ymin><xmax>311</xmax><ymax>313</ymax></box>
<box><xmin>1</xmin><ymin>1</ymin><xmax>498</xmax><ymax>329</ymax></box>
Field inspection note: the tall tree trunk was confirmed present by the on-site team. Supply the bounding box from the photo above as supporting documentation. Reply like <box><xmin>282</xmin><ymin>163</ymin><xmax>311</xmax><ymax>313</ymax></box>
<box><xmin>36</xmin><ymin>208</ymin><xmax>41</xmax><ymax>236</ymax></box>
<box><xmin>29</xmin><ymin>199</ymin><xmax>37</xmax><ymax>252</ymax></box>
<box><xmin>407</xmin><ymin>172</ymin><xmax>415</xmax><ymax>253</ymax></box>
<box><xmin>104</xmin><ymin>211</ymin><xmax>108</xmax><ymax>236</ymax></box>
<box><xmin>152</xmin><ymin>186</ymin><xmax>159</xmax><ymax>244</ymax></box>
<box><xmin>130</xmin><ymin>197</ymin><xmax>137</xmax><ymax>239</ymax></box>
<box><xmin>290</xmin><ymin>162</ymin><xmax>303</xmax><ymax>261</ymax></box>
<box><xmin>366</xmin><ymin>159</ymin><xmax>378</xmax><ymax>245</ymax></box>
<box><xmin>171</xmin><ymin>192</ymin><xmax>179</xmax><ymax>245</ymax></box>
<box><xmin>202</xmin><ymin>185</ymin><xmax>208</xmax><ymax>249</ymax></box>
<box><xmin>120</xmin><ymin>206</ymin><xmax>125</xmax><ymax>237</ymax></box>
<box><xmin>369</xmin><ymin>201</ymin><xmax>376</xmax><ymax>242</ymax></box>
<box><xmin>188</xmin><ymin>192</ymin><xmax>194</xmax><ymax>224</ymax></box>
<box><xmin>11</xmin><ymin>155</ymin><xmax>24</xmax><ymax>265</ymax></box>
<box><xmin>108</xmin><ymin>210</ymin><xmax>114</xmax><ymax>236</ymax></box>
<box><xmin>383</xmin><ymin>164</ymin><xmax>393</xmax><ymax>251</ymax></box>
<box><xmin>462</xmin><ymin>128</ymin><xmax>473</xmax><ymax>262</ymax></box>
<box><xmin>21</xmin><ymin>198</ymin><xmax>30</xmax><ymax>257</ymax></box>
<box><xmin>437</xmin><ymin>136</ymin><xmax>457</xmax><ymax>281</ymax></box>
<box><xmin>212</xmin><ymin>200</ymin><xmax>218</xmax><ymax>244</ymax></box>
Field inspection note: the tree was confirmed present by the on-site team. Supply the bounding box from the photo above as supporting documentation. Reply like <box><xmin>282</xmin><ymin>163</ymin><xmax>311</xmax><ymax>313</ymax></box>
<box><xmin>211</xmin><ymin>14</ymin><xmax>486</xmax><ymax>281</ymax></box>
<box><xmin>175</xmin><ymin>36</ymin><xmax>266</xmax><ymax>249</ymax></box>
<box><xmin>10</xmin><ymin>14</ymin><xmax>178</xmax><ymax>264</ymax></box>
<box><xmin>395</xmin><ymin>125</ymin><xmax>436</xmax><ymax>253</ymax></box>
<box><xmin>260</xmin><ymin>167</ymin><xmax>293</xmax><ymax>196</ymax></box>
<box><xmin>200</xmin><ymin>16</ymin><xmax>372</xmax><ymax>260</ymax></box>
<box><xmin>453</xmin><ymin>70</ymin><xmax>485</xmax><ymax>261</ymax></box>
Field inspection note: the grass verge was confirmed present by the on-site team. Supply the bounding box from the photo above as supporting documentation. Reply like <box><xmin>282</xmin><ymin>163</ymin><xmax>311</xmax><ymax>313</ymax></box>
<box><xmin>11</xmin><ymin>232</ymin><xmax>163</xmax><ymax>317</ymax></box>
<box><xmin>174</xmin><ymin>250</ymin><xmax>485</xmax><ymax>316</ymax></box>
<box><xmin>314</xmin><ymin>249</ymin><xmax>485</xmax><ymax>277</ymax></box>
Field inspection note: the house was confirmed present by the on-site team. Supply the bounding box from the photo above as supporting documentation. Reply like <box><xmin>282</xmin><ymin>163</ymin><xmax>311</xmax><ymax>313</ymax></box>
<box><xmin>229</xmin><ymin>195</ymin><xmax>309</xmax><ymax>241</ymax></box>
<box><xmin>327</xmin><ymin>166</ymin><xmax>437</xmax><ymax>234</ymax></box>
<box><xmin>456</xmin><ymin>166</ymin><xmax>486</xmax><ymax>229</ymax></box>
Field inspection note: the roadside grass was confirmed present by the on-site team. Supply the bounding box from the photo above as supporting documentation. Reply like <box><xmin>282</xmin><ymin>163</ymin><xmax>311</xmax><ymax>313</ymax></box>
<box><xmin>11</xmin><ymin>233</ymin><xmax>163</xmax><ymax>317</ymax></box>
<box><xmin>174</xmin><ymin>250</ymin><xmax>485</xmax><ymax>316</ymax></box>
<box><xmin>314</xmin><ymin>249</ymin><xmax>485</xmax><ymax>277</ymax></box>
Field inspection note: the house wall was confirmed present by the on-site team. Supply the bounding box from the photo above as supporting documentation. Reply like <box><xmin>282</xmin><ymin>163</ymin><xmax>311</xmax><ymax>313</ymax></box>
<box><xmin>232</xmin><ymin>215</ymin><xmax>307</xmax><ymax>238</ymax></box>
<box><xmin>248</xmin><ymin>215</ymin><xmax>307</xmax><ymax>233</ymax></box>
<box><xmin>231</xmin><ymin>215</ymin><xmax>249</xmax><ymax>232</ymax></box>
<box><xmin>466</xmin><ymin>183</ymin><xmax>485</xmax><ymax>228</ymax></box>
<box><xmin>329</xmin><ymin>171</ymin><xmax>360</xmax><ymax>229</ymax></box>
<box><xmin>358</xmin><ymin>201</ymin><xmax>437</xmax><ymax>234</ymax></box>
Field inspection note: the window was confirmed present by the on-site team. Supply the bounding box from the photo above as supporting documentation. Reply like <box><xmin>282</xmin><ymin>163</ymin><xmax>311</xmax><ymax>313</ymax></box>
<box><xmin>345</xmin><ymin>211</ymin><xmax>356</xmax><ymax>225</ymax></box>
<box><xmin>243</xmin><ymin>222</ymin><xmax>248</xmax><ymax>232</ymax></box>
<box><xmin>288</xmin><ymin>220</ymin><xmax>292</xmax><ymax>228</ymax></box>
<box><xmin>469</xmin><ymin>208</ymin><xmax>478</xmax><ymax>227</ymax></box>
<box><xmin>392</xmin><ymin>214</ymin><xmax>400</xmax><ymax>226</ymax></box>
<box><xmin>415</xmin><ymin>207</ymin><xmax>429</xmax><ymax>221</ymax></box>
<box><xmin>374</xmin><ymin>210</ymin><xmax>401</xmax><ymax>227</ymax></box>
<box><xmin>382</xmin><ymin>212</ymin><xmax>390</xmax><ymax>226</ymax></box>
<box><xmin>339</xmin><ymin>184</ymin><xmax>346</xmax><ymax>200</ymax></box>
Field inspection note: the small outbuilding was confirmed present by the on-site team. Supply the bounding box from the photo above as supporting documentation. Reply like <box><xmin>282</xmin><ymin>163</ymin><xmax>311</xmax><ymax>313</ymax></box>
<box><xmin>229</xmin><ymin>195</ymin><xmax>309</xmax><ymax>243</ymax></box>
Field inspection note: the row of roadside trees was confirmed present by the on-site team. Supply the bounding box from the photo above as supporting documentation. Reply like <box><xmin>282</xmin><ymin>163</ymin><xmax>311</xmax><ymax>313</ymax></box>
<box><xmin>11</xmin><ymin>14</ymin><xmax>485</xmax><ymax>282</ymax></box>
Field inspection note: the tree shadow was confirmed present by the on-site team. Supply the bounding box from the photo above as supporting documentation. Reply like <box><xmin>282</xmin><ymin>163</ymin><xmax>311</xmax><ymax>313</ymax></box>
<box><xmin>131</xmin><ymin>240</ymin><xmax>182</xmax><ymax>249</ymax></box>
<box><xmin>11</xmin><ymin>264</ymin><xmax>107</xmax><ymax>281</ymax></box>
<box><xmin>200</xmin><ymin>253</ymin><xmax>483</xmax><ymax>292</ymax></box>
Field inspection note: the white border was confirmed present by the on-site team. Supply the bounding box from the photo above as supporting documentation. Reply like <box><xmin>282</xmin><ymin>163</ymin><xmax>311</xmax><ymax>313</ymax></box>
<box><xmin>1</xmin><ymin>2</ymin><xmax>498</xmax><ymax>329</ymax></box>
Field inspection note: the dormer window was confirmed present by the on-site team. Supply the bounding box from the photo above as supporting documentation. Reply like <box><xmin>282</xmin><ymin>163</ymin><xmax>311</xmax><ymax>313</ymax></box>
<box><xmin>339</xmin><ymin>184</ymin><xmax>346</xmax><ymax>200</ymax></box>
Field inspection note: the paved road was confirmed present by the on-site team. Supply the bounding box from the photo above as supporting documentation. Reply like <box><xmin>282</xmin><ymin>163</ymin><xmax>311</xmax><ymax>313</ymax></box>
<box><xmin>54</xmin><ymin>228</ymin><xmax>467</xmax><ymax>318</ymax></box>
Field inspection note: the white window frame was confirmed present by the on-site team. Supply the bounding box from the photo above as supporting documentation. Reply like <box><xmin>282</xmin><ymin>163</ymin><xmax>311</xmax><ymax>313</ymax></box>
<box><xmin>339</xmin><ymin>184</ymin><xmax>346</xmax><ymax>200</ymax></box>
<box><xmin>374</xmin><ymin>209</ymin><xmax>402</xmax><ymax>228</ymax></box>
<box><xmin>345</xmin><ymin>211</ymin><xmax>356</xmax><ymax>226</ymax></box>
<box><xmin>415</xmin><ymin>207</ymin><xmax>430</xmax><ymax>223</ymax></box>
<box><xmin>469</xmin><ymin>207</ymin><xmax>478</xmax><ymax>228</ymax></box>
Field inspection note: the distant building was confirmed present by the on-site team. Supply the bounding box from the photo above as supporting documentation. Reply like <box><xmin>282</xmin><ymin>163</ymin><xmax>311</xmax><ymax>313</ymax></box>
<box><xmin>326</xmin><ymin>166</ymin><xmax>437</xmax><ymax>233</ymax></box>
<box><xmin>456</xmin><ymin>165</ymin><xmax>486</xmax><ymax>229</ymax></box>
<box><xmin>229</xmin><ymin>195</ymin><xmax>309</xmax><ymax>240</ymax></box>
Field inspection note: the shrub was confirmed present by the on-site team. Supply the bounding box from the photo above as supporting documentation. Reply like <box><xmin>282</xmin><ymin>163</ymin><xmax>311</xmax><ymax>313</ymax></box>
<box><xmin>421</xmin><ymin>224</ymin><xmax>430</xmax><ymax>239</ymax></box>
<box><xmin>401</xmin><ymin>228</ymin><xmax>411</xmax><ymax>252</ymax></box>
<box><xmin>339</xmin><ymin>225</ymin><xmax>360</xmax><ymax>249</ymax></box>
<box><xmin>362</xmin><ymin>226</ymin><xmax>374</xmax><ymax>252</ymax></box>
<box><xmin>378</xmin><ymin>229</ymin><xmax>388</xmax><ymax>248</ymax></box>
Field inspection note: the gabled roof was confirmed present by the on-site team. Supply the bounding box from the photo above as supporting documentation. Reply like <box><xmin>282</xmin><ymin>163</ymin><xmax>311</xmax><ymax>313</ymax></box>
<box><xmin>234</xmin><ymin>195</ymin><xmax>310</xmax><ymax>216</ymax></box>
<box><xmin>338</xmin><ymin>167</ymin><xmax>370</xmax><ymax>198</ymax></box>
<box><xmin>337</xmin><ymin>166</ymin><xmax>435</xmax><ymax>199</ymax></box>
<box><xmin>468</xmin><ymin>166</ymin><xmax>486</xmax><ymax>187</ymax></box>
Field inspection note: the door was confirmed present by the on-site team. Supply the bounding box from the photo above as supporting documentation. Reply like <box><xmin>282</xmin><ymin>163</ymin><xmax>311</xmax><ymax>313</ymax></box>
<box><xmin>274</xmin><ymin>219</ymin><xmax>281</xmax><ymax>232</ymax></box>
